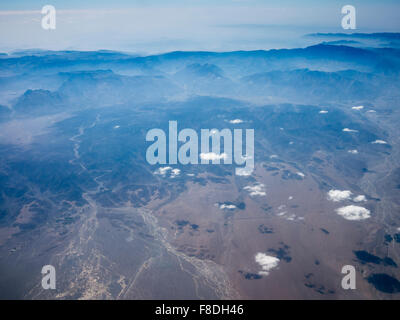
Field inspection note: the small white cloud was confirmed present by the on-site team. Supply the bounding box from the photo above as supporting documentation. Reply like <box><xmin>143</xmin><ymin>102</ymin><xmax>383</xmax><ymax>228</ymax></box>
<box><xmin>154</xmin><ymin>167</ymin><xmax>180</xmax><ymax>178</ymax></box>
<box><xmin>352</xmin><ymin>106</ymin><xmax>364</xmax><ymax>110</ymax></box>
<box><xmin>255</xmin><ymin>253</ymin><xmax>280</xmax><ymax>276</ymax></box>
<box><xmin>113</xmin><ymin>125</ymin><xmax>120</xmax><ymax>129</ymax></box>
<box><xmin>187</xmin><ymin>173</ymin><xmax>195</xmax><ymax>177</ymax></box>
<box><xmin>353</xmin><ymin>195</ymin><xmax>367</xmax><ymax>202</ymax></box>
<box><xmin>288</xmin><ymin>196</ymin><xmax>293</xmax><ymax>200</ymax></box>
<box><xmin>219</xmin><ymin>204</ymin><xmax>236</xmax><ymax>210</ymax></box>
<box><xmin>319</xmin><ymin>110</ymin><xmax>328</xmax><ymax>114</ymax></box>
<box><xmin>276</xmin><ymin>209</ymin><xmax>303</xmax><ymax>222</ymax></box>
<box><xmin>235</xmin><ymin>167</ymin><xmax>253</xmax><ymax>176</ymax></box>
<box><xmin>229</xmin><ymin>119</ymin><xmax>244</xmax><ymax>124</ymax></box>
<box><xmin>296</xmin><ymin>172</ymin><xmax>305</xmax><ymax>178</ymax></box>
<box><xmin>289</xmin><ymin>141</ymin><xmax>294</xmax><ymax>145</ymax></box>
<box><xmin>170</xmin><ymin>168</ymin><xmax>181</xmax><ymax>178</ymax></box>
<box><xmin>348</xmin><ymin>149</ymin><xmax>358</xmax><ymax>154</ymax></box>
<box><xmin>154</xmin><ymin>166</ymin><xmax>172</xmax><ymax>176</ymax></box>
<box><xmin>270</xmin><ymin>155</ymin><xmax>278</xmax><ymax>159</ymax></box>
<box><xmin>335</xmin><ymin>205</ymin><xmax>371</xmax><ymax>221</ymax></box>
<box><xmin>343</xmin><ymin>128</ymin><xmax>359</xmax><ymax>133</ymax></box>
<box><xmin>200</xmin><ymin>152</ymin><xmax>228</xmax><ymax>161</ymax></box>
<box><xmin>367</xmin><ymin>110</ymin><xmax>376</xmax><ymax>113</ymax></box>
<box><xmin>327</xmin><ymin>189</ymin><xmax>352</xmax><ymax>202</ymax></box>
<box><xmin>371</xmin><ymin>140</ymin><xmax>388</xmax><ymax>145</ymax></box>
<box><xmin>244</xmin><ymin>183</ymin><xmax>266</xmax><ymax>197</ymax></box>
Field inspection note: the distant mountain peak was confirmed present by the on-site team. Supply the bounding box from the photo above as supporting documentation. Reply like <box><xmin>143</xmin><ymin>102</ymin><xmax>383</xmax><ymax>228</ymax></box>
<box><xmin>14</xmin><ymin>89</ymin><xmax>63</xmax><ymax>113</ymax></box>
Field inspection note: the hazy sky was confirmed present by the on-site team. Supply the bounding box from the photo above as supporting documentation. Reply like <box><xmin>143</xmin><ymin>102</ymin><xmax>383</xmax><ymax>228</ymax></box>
<box><xmin>0</xmin><ymin>0</ymin><xmax>399</xmax><ymax>53</ymax></box>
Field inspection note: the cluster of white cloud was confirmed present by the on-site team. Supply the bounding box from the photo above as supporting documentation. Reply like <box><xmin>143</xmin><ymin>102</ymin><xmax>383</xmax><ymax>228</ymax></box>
<box><xmin>154</xmin><ymin>166</ymin><xmax>181</xmax><ymax>178</ymax></box>
<box><xmin>219</xmin><ymin>203</ymin><xmax>236</xmax><ymax>210</ymax></box>
<box><xmin>319</xmin><ymin>110</ymin><xmax>328</xmax><ymax>114</ymax></box>
<box><xmin>154</xmin><ymin>166</ymin><xmax>172</xmax><ymax>176</ymax></box>
<box><xmin>335</xmin><ymin>205</ymin><xmax>371</xmax><ymax>221</ymax></box>
<box><xmin>276</xmin><ymin>204</ymin><xmax>287</xmax><ymax>216</ymax></box>
<box><xmin>348</xmin><ymin>149</ymin><xmax>358</xmax><ymax>154</ymax></box>
<box><xmin>228</xmin><ymin>119</ymin><xmax>244</xmax><ymax>124</ymax></box>
<box><xmin>244</xmin><ymin>183</ymin><xmax>266</xmax><ymax>197</ymax></box>
<box><xmin>352</xmin><ymin>105</ymin><xmax>364</xmax><ymax>110</ymax></box>
<box><xmin>327</xmin><ymin>189</ymin><xmax>367</xmax><ymax>203</ymax></box>
<box><xmin>276</xmin><ymin>204</ymin><xmax>303</xmax><ymax>221</ymax></box>
<box><xmin>255</xmin><ymin>253</ymin><xmax>280</xmax><ymax>276</ymax></box>
<box><xmin>285</xmin><ymin>214</ymin><xmax>296</xmax><ymax>221</ymax></box>
<box><xmin>170</xmin><ymin>168</ymin><xmax>181</xmax><ymax>178</ymax></box>
<box><xmin>327</xmin><ymin>189</ymin><xmax>352</xmax><ymax>202</ymax></box>
<box><xmin>285</xmin><ymin>213</ymin><xmax>304</xmax><ymax>222</ymax></box>
<box><xmin>199</xmin><ymin>152</ymin><xmax>228</xmax><ymax>161</ymax></box>
<box><xmin>371</xmin><ymin>140</ymin><xmax>388</xmax><ymax>145</ymax></box>
<box><xmin>343</xmin><ymin>128</ymin><xmax>359</xmax><ymax>133</ymax></box>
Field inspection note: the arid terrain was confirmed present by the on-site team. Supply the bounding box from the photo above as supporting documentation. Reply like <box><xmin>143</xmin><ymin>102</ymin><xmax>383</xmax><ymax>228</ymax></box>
<box><xmin>1</xmin><ymin>33</ymin><xmax>400</xmax><ymax>299</ymax></box>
